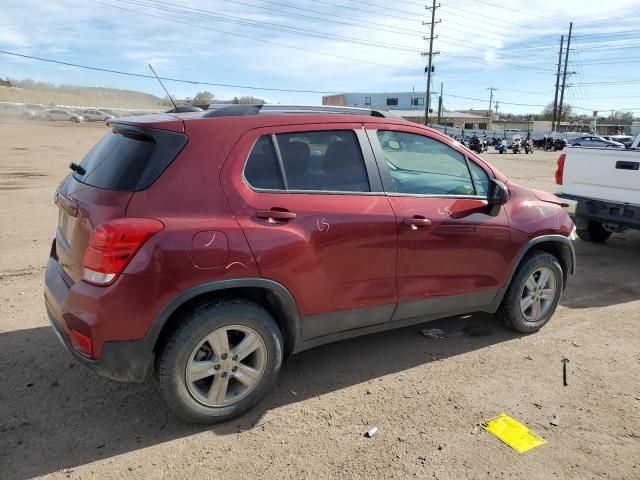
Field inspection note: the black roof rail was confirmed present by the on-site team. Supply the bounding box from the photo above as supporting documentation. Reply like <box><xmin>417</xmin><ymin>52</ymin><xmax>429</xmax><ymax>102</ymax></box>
<box><xmin>202</xmin><ymin>104</ymin><xmax>388</xmax><ymax>118</ymax></box>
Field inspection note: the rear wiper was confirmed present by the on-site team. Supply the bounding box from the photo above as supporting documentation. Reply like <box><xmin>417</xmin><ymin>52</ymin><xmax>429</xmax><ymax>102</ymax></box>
<box><xmin>69</xmin><ymin>162</ymin><xmax>86</xmax><ymax>176</ymax></box>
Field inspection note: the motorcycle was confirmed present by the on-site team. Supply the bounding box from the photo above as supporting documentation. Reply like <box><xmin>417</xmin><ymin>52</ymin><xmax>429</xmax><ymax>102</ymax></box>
<box><xmin>523</xmin><ymin>139</ymin><xmax>534</xmax><ymax>154</ymax></box>
<box><xmin>511</xmin><ymin>140</ymin><xmax>521</xmax><ymax>154</ymax></box>
<box><xmin>496</xmin><ymin>139</ymin><xmax>508</xmax><ymax>154</ymax></box>
<box><xmin>469</xmin><ymin>136</ymin><xmax>485</xmax><ymax>154</ymax></box>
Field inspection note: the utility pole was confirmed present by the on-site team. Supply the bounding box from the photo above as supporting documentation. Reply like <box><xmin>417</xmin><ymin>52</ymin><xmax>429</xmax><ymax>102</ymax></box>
<box><xmin>422</xmin><ymin>0</ymin><xmax>440</xmax><ymax>125</ymax></box>
<box><xmin>551</xmin><ymin>35</ymin><xmax>564</xmax><ymax>132</ymax></box>
<box><xmin>487</xmin><ymin>87</ymin><xmax>497</xmax><ymax>128</ymax></box>
<box><xmin>437</xmin><ymin>81</ymin><xmax>443</xmax><ymax>124</ymax></box>
<box><xmin>557</xmin><ymin>22</ymin><xmax>573</xmax><ymax>132</ymax></box>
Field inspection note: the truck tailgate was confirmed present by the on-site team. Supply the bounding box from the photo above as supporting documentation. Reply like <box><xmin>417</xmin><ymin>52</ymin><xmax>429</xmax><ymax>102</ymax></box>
<box><xmin>561</xmin><ymin>147</ymin><xmax>640</xmax><ymax>205</ymax></box>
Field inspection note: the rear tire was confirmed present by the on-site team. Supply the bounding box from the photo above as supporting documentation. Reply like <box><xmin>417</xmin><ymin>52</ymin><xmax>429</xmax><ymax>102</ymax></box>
<box><xmin>576</xmin><ymin>221</ymin><xmax>612</xmax><ymax>243</ymax></box>
<box><xmin>156</xmin><ymin>300</ymin><xmax>283</xmax><ymax>424</ymax></box>
<box><xmin>497</xmin><ymin>251</ymin><xmax>563</xmax><ymax>333</ymax></box>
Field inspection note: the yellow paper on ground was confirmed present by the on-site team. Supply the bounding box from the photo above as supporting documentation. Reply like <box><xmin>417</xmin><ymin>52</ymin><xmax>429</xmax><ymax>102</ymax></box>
<box><xmin>481</xmin><ymin>413</ymin><xmax>547</xmax><ymax>454</ymax></box>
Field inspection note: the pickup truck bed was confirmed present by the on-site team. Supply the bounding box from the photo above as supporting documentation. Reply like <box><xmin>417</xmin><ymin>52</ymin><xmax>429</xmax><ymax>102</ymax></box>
<box><xmin>556</xmin><ymin>136</ymin><xmax>640</xmax><ymax>243</ymax></box>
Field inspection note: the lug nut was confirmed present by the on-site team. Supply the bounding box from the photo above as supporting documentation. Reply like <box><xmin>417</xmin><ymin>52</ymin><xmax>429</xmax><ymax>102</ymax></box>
<box><xmin>221</xmin><ymin>372</ymin><xmax>228</xmax><ymax>378</ymax></box>
<box><xmin>214</xmin><ymin>364</ymin><xmax>220</xmax><ymax>370</ymax></box>
<box><xmin>232</xmin><ymin>354</ymin><xmax>238</xmax><ymax>361</ymax></box>
<box><xmin>221</xmin><ymin>353</ymin><xmax>228</xmax><ymax>360</ymax></box>
<box><xmin>232</xmin><ymin>366</ymin><xmax>238</xmax><ymax>372</ymax></box>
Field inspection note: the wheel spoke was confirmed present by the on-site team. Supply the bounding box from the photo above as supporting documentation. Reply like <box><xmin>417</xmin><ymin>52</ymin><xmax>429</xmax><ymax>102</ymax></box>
<box><xmin>232</xmin><ymin>332</ymin><xmax>261</xmax><ymax>362</ymax></box>
<box><xmin>187</xmin><ymin>360</ymin><xmax>217</xmax><ymax>382</ymax></box>
<box><xmin>521</xmin><ymin>294</ymin><xmax>535</xmax><ymax>311</ymax></box>
<box><xmin>525</xmin><ymin>276</ymin><xmax>537</xmax><ymax>293</ymax></box>
<box><xmin>206</xmin><ymin>328</ymin><xmax>229</xmax><ymax>358</ymax></box>
<box><xmin>233</xmin><ymin>364</ymin><xmax>261</xmax><ymax>387</ymax></box>
<box><xmin>531</xmin><ymin>298</ymin><xmax>541</xmax><ymax>319</ymax></box>
<box><xmin>537</xmin><ymin>269</ymin><xmax>550</xmax><ymax>288</ymax></box>
<box><xmin>540</xmin><ymin>288</ymin><xmax>555</xmax><ymax>301</ymax></box>
<box><xmin>207</xmin><ymin>373</ymin><xmax>229</xmax><ymax>403</ymax></box>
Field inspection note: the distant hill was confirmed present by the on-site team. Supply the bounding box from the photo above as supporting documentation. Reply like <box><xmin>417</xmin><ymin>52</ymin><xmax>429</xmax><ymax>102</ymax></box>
<box><xmin>0</xmin><ymin>79</ymin><xmax>167</xmax><ymax>109</ymax></box>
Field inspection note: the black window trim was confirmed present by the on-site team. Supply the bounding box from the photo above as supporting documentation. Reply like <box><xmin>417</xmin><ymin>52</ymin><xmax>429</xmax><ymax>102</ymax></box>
<box><xmin>365</xmin><ymin>128</ymin><xmax>494</xmax><ymax>200</ymax></box>
<box><xmin>241</xmin><ymin>127</ymin><xmax>385</xmax><ymax>195</ymax></box>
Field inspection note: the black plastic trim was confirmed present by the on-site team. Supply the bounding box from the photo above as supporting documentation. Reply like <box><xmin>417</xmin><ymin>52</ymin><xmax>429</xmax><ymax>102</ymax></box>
<box><xmin>489</xmin><ymin>234</ymin><xmax>576</xmax><ymax>312</ymax></box>
<box><xmin>301</xmin><ymin>303</ymin><xmax>395</xmax><ymax>339</ymax></box>
<box><xmin>558</xmin><ymin>194</ymin><xmax>640</xmax><ymax>230</ymax></box>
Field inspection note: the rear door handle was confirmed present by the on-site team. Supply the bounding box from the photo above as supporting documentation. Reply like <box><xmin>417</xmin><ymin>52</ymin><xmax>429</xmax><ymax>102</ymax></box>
<box><xmin>402</xmin><ymin>216</ymin><xmax>432</xmax><ymax>229</ymax></box>
<box><xmin>256</xmin><ymin>210</ymin><xmax>297</xmax><ymax>222</ymax></box>
<box><xmin>615</xmin><ymin>161</ymin><xmax>639</xmax><ymax>171</ymax></box>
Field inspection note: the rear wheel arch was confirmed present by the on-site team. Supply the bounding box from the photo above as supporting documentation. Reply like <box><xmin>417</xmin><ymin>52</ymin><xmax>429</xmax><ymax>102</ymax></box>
<box><xmin>152</xmin><ymin>279</ymin><xmax>301</xmax><ymax>359</ymax></box>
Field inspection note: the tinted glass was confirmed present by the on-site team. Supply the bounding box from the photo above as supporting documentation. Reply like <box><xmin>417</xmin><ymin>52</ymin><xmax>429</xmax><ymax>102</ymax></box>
<box><xmin>276</xmin><ymin>130</ymin><xmax>369</xmax><ymax>192</ymax></box>
<box><xmin>377</xmin><ymin>130</ymin><xmax>475</xmax><ymax>196</ymax></box>
<box><xmin>73</xmin><ymin>126</ymin><xmax>186</xmax><ymax>191</ymax></box>
<box><xmin>244</xmin><ymin>136</ymin><xmax>285</xmax><ymax>190</ymax></box>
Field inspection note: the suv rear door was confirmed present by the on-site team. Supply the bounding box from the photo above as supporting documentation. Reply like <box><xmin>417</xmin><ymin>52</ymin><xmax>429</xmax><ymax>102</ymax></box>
<box><xmin>221</xmin><ymin>123</ymin><xmax>398</xmax><ymax>340</ymax></box>
<box><xmin>365</xmin><ymin>124</ymin><xmax>511</xmax><ymax>321</ymax></box>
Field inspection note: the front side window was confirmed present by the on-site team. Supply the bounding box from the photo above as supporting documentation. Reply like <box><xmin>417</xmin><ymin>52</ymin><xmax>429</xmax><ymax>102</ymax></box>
<box><xmin>376</xmin><ymin>130</ymin><xmax>483</xmax><ymax>196</ymax></box>
<box><xmin>244</xmin><ymin>131</ymin><xmax>370</xmax><ymax>193</ymax></box>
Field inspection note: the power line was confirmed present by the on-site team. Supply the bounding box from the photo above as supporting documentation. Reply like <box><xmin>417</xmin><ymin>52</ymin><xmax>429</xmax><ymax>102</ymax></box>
<box><xmin>153</xmin><ymin>0</ymin><xmax>424</xmax><ymax>37</ymax></box>
<box><xmin>87</xmin><ymin>1</ymin><xmax>420</xmax><ymax>72</ymax></box>
<box><xmin>104</xmin><ymin>0</ymin><xmax>422</xmax><ymax>53</ymax></box>
<box><xmin>0</xmin><ymin>49</ymin><xmax>342</xmax><ymax>94</ymax></box>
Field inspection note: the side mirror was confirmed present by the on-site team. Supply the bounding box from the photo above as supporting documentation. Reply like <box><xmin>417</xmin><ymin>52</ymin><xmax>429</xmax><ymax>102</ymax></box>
<box><xmin>488</xmin><ymin>179</ymin><xmax>509</xmax><ymax>206</ymax></box>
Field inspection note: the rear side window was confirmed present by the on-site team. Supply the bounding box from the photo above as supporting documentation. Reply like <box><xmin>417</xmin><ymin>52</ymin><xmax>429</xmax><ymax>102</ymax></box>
<box><xmin>244</xmin><ymin>136</ymin><xmax>284</xmax><ymax>190</ymax></box>
<box><xmin>73</xmin><ymin>125</ymin><xmax>187</xmax><ymax>191</ymax></box>
<box><xmin>244</xmin><ymin>130</ymin><xmax>370</xmax><ymax>193</ymax></box>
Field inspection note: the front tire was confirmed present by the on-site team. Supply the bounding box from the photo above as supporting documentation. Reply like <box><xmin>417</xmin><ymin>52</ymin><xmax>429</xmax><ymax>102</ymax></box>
<box><xmin>497</xmin><ymin>251</ymin><xmax>563</xmax><ymax>333</ymax></box>
<box><xmin>156</xmin><ymin>300</ymin><xmax>283</xmax><ymax>424</ymax></box>
<box><xmin>576</xmin><ymin>221</ymin><xmax>612</xmax><ymax>243</ymax></box>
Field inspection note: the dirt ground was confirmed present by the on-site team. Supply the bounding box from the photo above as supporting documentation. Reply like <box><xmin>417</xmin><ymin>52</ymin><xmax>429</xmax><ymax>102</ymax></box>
<box><xmin>1</xmin><ymin>119</ymin><xmax>638</xmax><ymax>480</ymax></box>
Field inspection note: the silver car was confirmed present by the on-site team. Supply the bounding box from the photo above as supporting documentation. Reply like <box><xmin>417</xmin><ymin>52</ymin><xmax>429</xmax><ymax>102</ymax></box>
<box><xmin>0</xmin><ymin>103</ymin><xmax>37</xmax><ymax>119</ymax></box>
<box><xmin>44</xmin><ymin>109</ymin><xmax>84</xmax><ymax>123</ymax></box>
<box><xmin>568</xmin><ymin>135</ymin><xmax>624</xmax><ymax>148</ymax></box>
<box><xmin>81</xmin><ymin>109</ymin><xmax>114</xmax><ymax>122</ymax></box>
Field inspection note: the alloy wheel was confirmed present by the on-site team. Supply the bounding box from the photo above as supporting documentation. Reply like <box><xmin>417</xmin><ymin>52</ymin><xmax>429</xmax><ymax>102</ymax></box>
<box><xmin>520</xmin><ymin>267</ymin><xmax>557</xmax><ymax>322</ymax></box>
<box><xmin>185</xmin><ymin>325</ymin><xmax>267</xmax><ymax>407</ymax></box>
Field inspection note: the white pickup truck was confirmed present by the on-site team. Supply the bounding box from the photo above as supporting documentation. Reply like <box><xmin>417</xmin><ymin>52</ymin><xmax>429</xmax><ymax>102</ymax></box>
<box><xmin>556</xmin><ymin>134</ymin><xmax>640</xmax><ymax>243</ymax></box>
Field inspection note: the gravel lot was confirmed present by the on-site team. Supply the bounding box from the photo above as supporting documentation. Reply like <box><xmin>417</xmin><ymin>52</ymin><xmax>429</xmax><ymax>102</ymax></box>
<box><xmin>1</xmin><ymin>119</ymin><xmax>638</xmax><ymax>480</ymax></box>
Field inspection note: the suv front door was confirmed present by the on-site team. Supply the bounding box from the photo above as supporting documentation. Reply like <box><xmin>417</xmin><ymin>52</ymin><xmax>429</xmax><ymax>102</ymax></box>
<box><xmin>222</xmin><ymin>124</ymin><xmax>398</xmax><ymax>339</ymax></box>
<box><xmin>366</xmin><ymin>125</ymin><xmax>512</xmax><ymax>321</ymax></box>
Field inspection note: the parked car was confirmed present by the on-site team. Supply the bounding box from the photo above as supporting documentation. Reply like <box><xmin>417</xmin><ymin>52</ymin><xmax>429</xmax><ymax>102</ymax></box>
<box><xmin>24</xmin><ymin>103</ymin><xmax>48</xmax><ymax>118</ymax></box>
<box><xmin>603</xmin><ymin>135</ymin><xmax>634</xmax><ymax>148</ymax></box>
<box><xmin>81</xmin><ymin>109</ymin><xmax>115</xmax><ymax>122</ymax></box>
<box><xmin>44</xmin><ymin>109</ymin><xmax>83</xmax><ymax>122</ymax></box>
<box><xmin>567</xmin><ymin>135</ymin><xmax>624</xmax><ymax>148</ymax></box>
<box><xmin>556</xmin><ymin>133</ymin><xmax>640</xmax><ymax>242</ymax></box>
<box><xmin>46</xmin><ymin>105</ymin><xmax>576</xmax><ymax>424</ymax></box>
<box><xmin>0</xmin><ymin>103</ymin><xmax>37</xmax><ymax>119</ymax></box>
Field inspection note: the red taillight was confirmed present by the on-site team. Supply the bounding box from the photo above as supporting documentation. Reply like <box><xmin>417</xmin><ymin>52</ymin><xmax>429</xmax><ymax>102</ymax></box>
<box><xmin>83</xmin><ymin>218</ymin><xmax>164</xmax><ymax>285</ymax></box>
<box><xmin>555</xmin><ymin>153</ymin><xmax>566</xmax><ymax>185</ymax></box>
<box><xmin>70</xmin><ymin>329</ymin><xmax>93</xmax><ymax>357</ymax></box>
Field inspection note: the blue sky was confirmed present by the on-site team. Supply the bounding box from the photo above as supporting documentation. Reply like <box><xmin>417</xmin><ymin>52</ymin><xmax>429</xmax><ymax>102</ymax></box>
<box><xmin>2</xmin><ymin>0</ymin><xmax>640</xmax><ymax>115</ymax></box>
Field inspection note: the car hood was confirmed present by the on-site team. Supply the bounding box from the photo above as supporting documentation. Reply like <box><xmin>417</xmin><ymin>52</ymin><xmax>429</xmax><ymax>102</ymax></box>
<box><xmin>530</xmin><ymin>188</ymin><xmax>568</xmax><ymax>207</ymax></box>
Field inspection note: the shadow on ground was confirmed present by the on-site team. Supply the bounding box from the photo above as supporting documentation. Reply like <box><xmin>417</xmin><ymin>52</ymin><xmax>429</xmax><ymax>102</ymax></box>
<box><xmin>1</xmin><ymin>313</ymin><xmax>515</xmax><ymax>479</ymax></box>
<box><xmin>3</xmin><ymin>232</ymin><xmax>639</xmax><ymax>478</ymax></box>
<box><xmin>560</xmin><ymin>230</ymin><xmax>640</xmax><ymax>309</ymax></box>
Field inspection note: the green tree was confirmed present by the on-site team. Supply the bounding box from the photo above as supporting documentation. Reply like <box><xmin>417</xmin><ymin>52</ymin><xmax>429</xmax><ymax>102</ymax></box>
<box><xmin>192</xmin><ymin>91</ymin><xmax>214</xmax><ymax>104</ymax></box>
<box><xmin>540</xmin><ymin>102</ymin><xmax>573</xmax><ymax>121</ymax></box>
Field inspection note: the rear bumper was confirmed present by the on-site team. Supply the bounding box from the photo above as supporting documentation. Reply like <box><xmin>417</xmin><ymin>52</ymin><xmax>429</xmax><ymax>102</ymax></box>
<box><xmin>557</xmin><ymin>193</ymin><xmax>640</xmax><ymax>230</ymax></box>
<box><xmin>44</xmin><ymin>256</ymin><xmax>156</xmax><ymax>382</ymax></box>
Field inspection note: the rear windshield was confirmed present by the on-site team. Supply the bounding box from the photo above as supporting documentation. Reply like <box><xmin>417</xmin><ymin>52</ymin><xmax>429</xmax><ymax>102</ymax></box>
<box><xmin>73</xmin><ymin>125</ymin><xmax>187</xmax><ymax>191</ymax></box>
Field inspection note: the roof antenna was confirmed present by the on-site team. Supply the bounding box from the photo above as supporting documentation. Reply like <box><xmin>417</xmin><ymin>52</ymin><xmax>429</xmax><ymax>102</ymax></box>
<box><xmin>148</xmin><ymin>64</ymin><xmax>178</xmax><ymax>112</ymax></box>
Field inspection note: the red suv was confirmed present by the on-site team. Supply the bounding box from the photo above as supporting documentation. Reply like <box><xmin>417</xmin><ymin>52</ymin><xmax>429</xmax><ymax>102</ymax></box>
<box><xmin>45</xmin><ymin>105</ymin><xmax>576</xmax><ymax>423</ymax></box>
